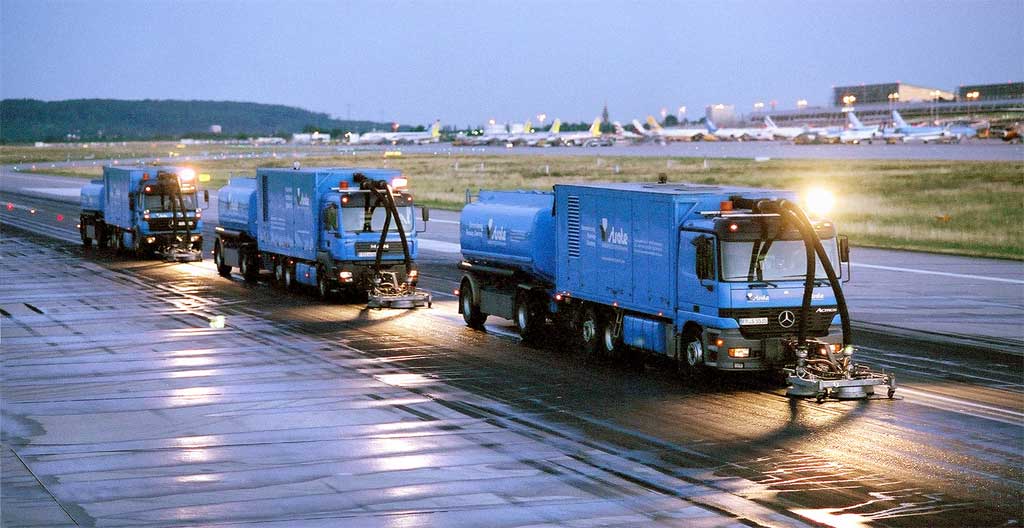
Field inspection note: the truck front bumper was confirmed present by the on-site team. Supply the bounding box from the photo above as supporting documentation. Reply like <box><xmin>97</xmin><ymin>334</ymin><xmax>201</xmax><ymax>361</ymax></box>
<box><xmin>701</xmin><ymin>325</ymin><xmax>843</xmax><ymax>371</ymax></box>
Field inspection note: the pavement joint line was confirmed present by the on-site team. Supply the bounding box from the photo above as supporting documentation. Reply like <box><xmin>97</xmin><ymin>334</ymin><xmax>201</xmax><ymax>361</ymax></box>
<box><xmin>851</xmin><ymin>262</ymin><xmax>1024</xmax><ymax>285</ymax></box>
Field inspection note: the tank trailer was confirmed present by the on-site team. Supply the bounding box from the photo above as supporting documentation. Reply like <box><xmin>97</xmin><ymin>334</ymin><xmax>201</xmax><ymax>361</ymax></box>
<box><xmin>458</xmin><ymin>181</ymin><xmax>895</xmax><ymax>401</ymax></box>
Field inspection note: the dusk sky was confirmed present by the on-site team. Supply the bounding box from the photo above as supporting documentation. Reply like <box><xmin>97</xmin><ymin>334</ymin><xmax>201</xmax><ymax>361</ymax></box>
<box><xmin>2</xmin><ymin>0</ymin><xmax>1021</xmax><ymax>127</ymax></box>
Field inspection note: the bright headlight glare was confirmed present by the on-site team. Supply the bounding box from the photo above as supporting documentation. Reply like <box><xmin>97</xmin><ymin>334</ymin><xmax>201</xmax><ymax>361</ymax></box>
<box><xmin>804</xmin><ymin>188</ymin><xmax>835</xmax><ymax>217</ymax></box>
<box><xmin>178</xmin><ymin>168</ymin><xmax>196</xmax><ymax>181</ymax></box>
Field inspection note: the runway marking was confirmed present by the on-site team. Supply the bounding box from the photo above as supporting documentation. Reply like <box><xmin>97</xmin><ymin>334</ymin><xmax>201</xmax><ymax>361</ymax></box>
<box><xmin>896</xmin><ymin>387</ymin><xmax>1023</xmax><ymax>426</ymax></box>
<box><xmin>851</xmin><ymin>263</ymin><xmax>1024</xmax><ymax>285</ymax></box>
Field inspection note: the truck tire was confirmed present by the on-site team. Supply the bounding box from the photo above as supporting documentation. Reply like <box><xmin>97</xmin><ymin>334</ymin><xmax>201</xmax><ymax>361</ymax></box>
<box><xmin>214</xmin><ymin>241</ymin><xmax>232</xmax><ymax>277</ymax></box>
<box><xmin>97</xmin><ymin>224</ymin><xmax>107</xmax><ymax>249</ymax></box>
<box><xmin>459</xmin><ymin>279</ymin><xmax>487</xmax><ymax>329</ymax></box>
<box><xmin>273</xmin><ymin>260</ymin><xmax>285</xmax><ymax>286</ymax></box>
<box><xmin>514</xmin><ymin>291</ymin><xmax>544</xmax><ymax>343</ymax></box>
<box><xmin>678</xmin><ymin>328</ymin><xmax>704</xmax><ymax>376</ymax></box>
<box><xmin>600</xmin><ymin>314</ymin><xmax>624</xmax><ymax>359</ymax></box>
<box><xmin>316</xmin><ymin>266</ymin><xmax>332</xmax><ymax>300</ymax></box>
<box><xmin>576</xmin><ymin>305</ymin><xmax>600</xmax><ymax>359</ymax></box>
<box><xmin>239</xmin><ymin>251</ymin><xmax>258</xmax><ymax>283</ymax></box>
<box><xmin>283</xmin><ymin>264</ymin><xmax>296</xmax><ymax>290</ymax></box>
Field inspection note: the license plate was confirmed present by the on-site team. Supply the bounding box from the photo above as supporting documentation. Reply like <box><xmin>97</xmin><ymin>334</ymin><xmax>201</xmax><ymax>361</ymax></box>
<box><xmin>739</xmin><ymin>317</ymin><xmax>768</xmax><ymax>326</ymax></box>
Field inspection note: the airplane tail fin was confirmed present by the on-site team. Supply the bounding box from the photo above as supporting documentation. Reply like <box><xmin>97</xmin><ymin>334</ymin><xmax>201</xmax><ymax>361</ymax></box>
<box><xmin>847</xmin><ymin>112</ymin><xmax>864</xmax><ymax>129</ymax></box>
<box><xmin>706</xmin><ymin>119</ymin><xmax>718</xmax><ymax>133</ymax></box>
<box><xmin>764</xmin><ymin>116</ymin><xmax>777</xmax><ymax>129</ymax></box>
<box><xmin>524</xmin><ymin>120</ymin><xmax>533</xmax><ymax>134</ymax></box>
<box><xmin>632</xmin><ymin>119</ymin><xmax>648</xmax><ymax>135</ymax></box>
<box><xmin>892</xmin><ymin>110</ymin><xmax>908</xmax><ymax>129</ymax></box>
<box><xmin>589</xmin><ymin>117</ymin><xmax>602</xmax><ymax>136</ymax></box>
<box><xmin>613</xmin><ymin>121</ymin><xmax>625</xmax><ymax>135</ymax></box>
<box><xmin>431</xmin><ymin>120</ymin><xmax>441</xmax><ymax>138</ymax></box>
<box><xmin>646</xmin><ymin>116</ymin><xmax>664</xmax><ymax>132</ymax></box>
<box><xmin>550</xmin><ymin>119</ymin><xmax>561</xmax><ymax>134</ymax></box>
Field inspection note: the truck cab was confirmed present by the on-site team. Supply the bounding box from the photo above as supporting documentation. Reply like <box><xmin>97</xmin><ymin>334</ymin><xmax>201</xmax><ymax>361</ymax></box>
<box><xmin>677</xmin><ymin>211</ymin><xmax>849</xmax><ymax>372</ymax></box>
<box><xmin>80</xmin><ymin>166</ymin><xmax>205</xmax><ymax>258</ymax></box>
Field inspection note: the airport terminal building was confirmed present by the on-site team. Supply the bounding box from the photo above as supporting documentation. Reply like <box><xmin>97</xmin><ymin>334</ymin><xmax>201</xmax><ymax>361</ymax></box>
<box><xmin>832</xmin><ymin>82</ymin><xmax>954</xmax><ymax>106</ymax></box>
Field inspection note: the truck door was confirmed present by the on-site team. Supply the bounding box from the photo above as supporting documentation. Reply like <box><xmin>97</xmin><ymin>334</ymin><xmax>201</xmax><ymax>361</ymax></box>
<box><xmin>678</xmin><ymin>230</ymin><xmax>719</xmax><ymax>316</ymax></box>
<box><xmin>320</xmin><ymin>199</ymin><xmax>340</xmax><ymax>251</ymax></box>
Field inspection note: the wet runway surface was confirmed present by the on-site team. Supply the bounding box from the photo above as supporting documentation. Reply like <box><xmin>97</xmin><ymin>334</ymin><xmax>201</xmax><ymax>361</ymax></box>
<box><xmin>2</xmin><ymin>227</ymin><xmax>1021</xmax><ymax>527</ymax></box>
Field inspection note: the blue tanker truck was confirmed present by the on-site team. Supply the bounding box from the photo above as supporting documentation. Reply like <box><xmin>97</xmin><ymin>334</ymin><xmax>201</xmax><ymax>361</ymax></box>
<box><xmin>79</xmin><ymin>166</ymin><xmax>206</xmax><ymax>260</ymax></box>
<box><xmin>459</xmin><ymin>181</ymin><xmax>895</xmax><ymax>400</ymax></box>
<box><xmin>213</xmin><ymin>167</ymin><xmax>430</xmax><ymax>307</ymax></box>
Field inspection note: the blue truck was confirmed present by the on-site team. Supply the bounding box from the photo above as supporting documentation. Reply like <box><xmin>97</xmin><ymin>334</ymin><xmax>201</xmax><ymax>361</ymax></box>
<box><xmin>213</xmin><ymin>167</ymin><xmax>429</xmax><ymax>305</ymax></box>
<box><xmin>458</xmin><ymin>181</ymin><xmax>893</xmax><ymax>394</ymax></box>
<box><xmin>79</xmin><ymin>166</ymin><xmax>206</xmax><ymax>260</ymax></box>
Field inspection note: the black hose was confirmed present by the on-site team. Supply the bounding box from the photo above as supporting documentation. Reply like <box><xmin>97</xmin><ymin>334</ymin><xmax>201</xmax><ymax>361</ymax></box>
<box><xmin>781</xmin><ymin>201</ymin><xmax>853</xmax><ymax>347</ymax></box>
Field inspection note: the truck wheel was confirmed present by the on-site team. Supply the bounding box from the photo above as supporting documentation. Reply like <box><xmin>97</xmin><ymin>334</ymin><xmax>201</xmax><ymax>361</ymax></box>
<box><xmin>273</xmin><ymin>260</ymin><xmax>285</xmax><ymax>286</ymax></box>
<box><xmin>600</xmin><ymin>314</ymin><xmax>624</xmax><ymax>359</ymax></box>
<box><xmin>576</xmin><ymin>305</ymin><xmax>600</xmax><ymax>359</ymax></box>
<box><xmin>214</xmin><ymin>241</ymin><xmax>232</xmax><ymax>277</ymax></box>
<box><xmin>239</xmin><ymin>251</ymin><xmax>258</xmax><ymax>283</ymax></box>
<box><xmin>97</xmin><ymin>224</ymin><xmax>108</xmax><ymax>249</ymax></box>
<box><xmin>514</xmin><ymin>291</ymin><xmax>544</xmax><ymax>343</ymax></box>
<box><xmin>678</xmin><ymin>329</ymin><xmax>704</xmax><ymax>376</ymax></box>
<box><xmin>316</xmin><ymin>267</ymin><xmax>333</xmax><ymax>300</ymax></box>
<box><xmin>283</xmin><ymin>265</ymin><xmax>296</xmax><ymax>290</ymax></box>
<box><xmin>459</xmin><ymin>279</ymin><xmax>486</xmax><ymax>329</ymax></box>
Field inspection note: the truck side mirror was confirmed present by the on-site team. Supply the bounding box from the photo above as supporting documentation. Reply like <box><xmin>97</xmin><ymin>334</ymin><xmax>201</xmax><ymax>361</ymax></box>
<box><xmin>128</xmin><ymin>195</ymin><xmax>135</xmax><ymax>211</ymax></box>
<box><xmin>204</xmin><ymin>190</ymin><xmax>210</xmax><ymax>204</ymax></box>
<box><xmin>421</xmin><ymin>207</ymin><xmax>430</xmax><ymax>222</ymax></box>
<box><xmin>838</xmin><ymin>235</ymin><xmax>850</xmax><ymax>263</ymax></box>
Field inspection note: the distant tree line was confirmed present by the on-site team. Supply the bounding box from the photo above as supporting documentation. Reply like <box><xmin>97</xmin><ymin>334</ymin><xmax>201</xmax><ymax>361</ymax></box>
<box><xmin>0</xmin><ymin>99</ymin><xmax>400</xmax><ymax>143</ymax></box>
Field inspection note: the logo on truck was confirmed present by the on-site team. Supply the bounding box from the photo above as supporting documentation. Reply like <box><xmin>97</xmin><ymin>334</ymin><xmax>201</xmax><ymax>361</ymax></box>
<box><xmin>486</xmin><ymin>218</ymin><xmax>507</xmax><ymax>241</ymax></box>
<box><xmin>778</xmin><ymin>310</ymin><xmax>796</xmax><ymax>328</ymax></box>
<box><xmin>599</xmin><ymin>218</ymin><xmax>629</xmax><ymax>246</ymax></box>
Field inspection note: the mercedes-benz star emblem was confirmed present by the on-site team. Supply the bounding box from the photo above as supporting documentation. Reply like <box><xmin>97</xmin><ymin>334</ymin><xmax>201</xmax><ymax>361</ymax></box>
<box><xmin>778</xmin><ymin>310</ymin><xmax>796</xmax><ymax>328</ymax></box>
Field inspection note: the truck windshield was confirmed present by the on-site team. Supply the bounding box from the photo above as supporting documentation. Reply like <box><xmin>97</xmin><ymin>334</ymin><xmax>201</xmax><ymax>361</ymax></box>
<box><xmin>340</xmin><ymin>206</ymin><xmax>414</xmax><ymax>233</ymax></box>
<box><xmin>143</xmin><ymin>193</ymin><xmax>197</xmax><ymax>211</ymax></box>
<box><xmin>721</xmin><ymin>239</ymin><xmax>840</xmax><ymax>282</ymax></box>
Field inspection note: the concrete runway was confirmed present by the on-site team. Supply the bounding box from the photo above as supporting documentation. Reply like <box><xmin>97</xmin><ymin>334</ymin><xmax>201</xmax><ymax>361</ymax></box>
<box><xmin>2</xmin><ymin>167</ymin><xmax>1022</xmax><ymax>527</ymax></box>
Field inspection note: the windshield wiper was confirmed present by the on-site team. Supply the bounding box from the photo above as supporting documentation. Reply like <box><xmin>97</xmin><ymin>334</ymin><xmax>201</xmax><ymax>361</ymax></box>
<box><xmin>748</xmin><ymin>280</ymin><xmax>778</xmax><ymax>288</ymax></box>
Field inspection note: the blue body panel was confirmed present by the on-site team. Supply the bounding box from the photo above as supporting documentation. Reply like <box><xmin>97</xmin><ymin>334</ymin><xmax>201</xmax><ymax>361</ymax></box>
<box><xmin>460</xmin><ymin>190</ymin><xmax>555</xmax><ymax>282</ymax></box>
<box><xmin>553</xmin><ymin>183</ymin><xmax>781</xmax><ymax>318</ymax></box>
<box><xmin>80</xmin><ymin>180</ymin><xmax>105</xmax><ymax>213</ymax></box>
<box><xmin>254</xmin><ymin>167</ymin><xmax>417</xmax><ymax>263</ymax></box>
<box><xmin>217</xmin><ymin>177</ymin><xmax>258</xmax><ymax>236</ymax></box>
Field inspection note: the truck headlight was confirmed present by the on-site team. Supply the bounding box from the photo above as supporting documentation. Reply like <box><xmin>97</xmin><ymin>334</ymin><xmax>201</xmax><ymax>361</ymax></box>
<box><xmin>728</xmin><ymin>347</ymin><xmax>750</xmax><ymax>358</ymax></box>
<box><xmin>145</xmin><ymin>236</ymin><xmax>156</xmax><ymax>244</ymax></box>
<box><xmin>339</xmin><ymin>271</ymin><xmax>353</xmax><ymax>282</ymax></box>
<box><xmin>190</xmin><ymin>235</ymin><xmax>201</xmax><ymax>242</ymax></box>
<box><xmin>804</xmin><ymin>188</ymin><xmax>835</xmax><ymax>217</ymax></box>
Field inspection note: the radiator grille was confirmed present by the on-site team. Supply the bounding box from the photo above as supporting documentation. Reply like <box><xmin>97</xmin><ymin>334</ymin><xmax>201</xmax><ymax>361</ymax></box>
<box><xmin>147</xmin><ymin>218</ymin><xmax>197</xmax><ymax>231</ymax></box>
<box><xmin>719</xmin><ymin>306</ymin><xmax>837</xmax><ymax>339</ymax></box>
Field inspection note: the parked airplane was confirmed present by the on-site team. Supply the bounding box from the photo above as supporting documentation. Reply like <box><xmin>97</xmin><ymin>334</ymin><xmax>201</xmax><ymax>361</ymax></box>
<box><xmin>837</xmin><ymin>112</ymin><xmax>881</xmax><ymax>144</ymax></box>
<box><xmin>513</xmin><ymin>119</ymin><xmax>562</xmax><ymax>146</ymax></box>
<box><xmin>886</xmin><ymin>111</ymin><xmax>952</xmax><ymax>143</ymax></box>
<box><xmin>763</xmin><ymin>116</ymin><xmax>806</xmax><ymax>140</ymax></box>
<box><xmin>352</xmin><ymin>120</ymin><xmax>442</xmax><ymax>145</ymax></box>
<box><xmin>644</xmin><ymin>116</ymin><xmax>712</xmax><ymax>141</ymax></box>
<box><xmin>613</xmin><ymin>121</ymin><xmax>643</xmax><ymax>142</ymax></box>
<box><xmin>552</xmin><ymin>118</ymin><xmax>604</xmax><ymax>146</ymax></box>
<box><xmin>707</xmin><ymin>119</ymin><xmax>773</xmax><ymax>141</ymax></box>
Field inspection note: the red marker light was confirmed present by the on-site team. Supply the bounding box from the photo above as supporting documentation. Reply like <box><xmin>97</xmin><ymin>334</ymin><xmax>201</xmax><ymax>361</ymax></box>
<box><xmin>56</xmin><ymin>214</ymin><xmax>64</xmax><ymax>222</ymax></box>
<box><xmin>6</xmin><ymin>202</ymin><xmax>13</xmax><ymax>211</ymax></box>
<box><xmin>729</xmin><ymin>223</ymin><xmax>739</xmax><ymax>232</ymax></box>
